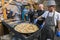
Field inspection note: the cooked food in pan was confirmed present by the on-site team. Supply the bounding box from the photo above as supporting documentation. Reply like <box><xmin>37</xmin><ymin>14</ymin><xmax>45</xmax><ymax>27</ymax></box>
<box><xmin>14</xmin><ymin>23</ymin><xmax>39</xmax><ymax>33</ymax></box>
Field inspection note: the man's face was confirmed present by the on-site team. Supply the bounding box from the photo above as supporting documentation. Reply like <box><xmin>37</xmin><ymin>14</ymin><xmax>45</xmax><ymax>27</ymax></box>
<box><xmin>39</xmin><ymin>4</ymin><xmax>44</xmax><ymax>10</ymax></box>
<box><xmin>48</xmin><ymin>5</ymin><xmax>55</xmax><ymax>12</ymax></box>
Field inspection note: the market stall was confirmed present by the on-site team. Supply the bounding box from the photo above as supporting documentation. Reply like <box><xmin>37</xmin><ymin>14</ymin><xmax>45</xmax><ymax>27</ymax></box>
<box><xmin>2</xmin><ymin>19</ymin><xmax>43</xmax><ymax>40</ymax></box>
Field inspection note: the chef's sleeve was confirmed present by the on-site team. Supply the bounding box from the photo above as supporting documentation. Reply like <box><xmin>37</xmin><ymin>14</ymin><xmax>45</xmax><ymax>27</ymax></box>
<box><xmin>41</xmin><ymin>11</ymin><xmax>48</xmax><ymax>18</ymax></box>
<box><xmin>57</xmin><ymin>13</ymin><xmax>60</xmax><ymax>21</ymax></box>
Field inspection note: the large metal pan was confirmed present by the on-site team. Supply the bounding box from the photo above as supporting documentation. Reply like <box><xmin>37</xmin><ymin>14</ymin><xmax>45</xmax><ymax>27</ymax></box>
<box><xmin>14</xmin><ymin>22</ymin><xmax>39</xmax><ymax>34</ymax></box>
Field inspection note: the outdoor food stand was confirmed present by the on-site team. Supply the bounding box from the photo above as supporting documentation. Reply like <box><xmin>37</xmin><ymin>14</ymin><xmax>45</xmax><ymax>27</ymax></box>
<box><xmin>2</xmin><ymin>19</ymin><xmax>44</xmax><ymax>40</ymax></box>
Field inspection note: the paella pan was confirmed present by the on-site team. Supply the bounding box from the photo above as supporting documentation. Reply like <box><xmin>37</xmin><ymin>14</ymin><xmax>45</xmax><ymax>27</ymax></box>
<box><xmin>14</xmin><ymin>23</ymin><xmax>39</xmax><ymax>34</ymax></box>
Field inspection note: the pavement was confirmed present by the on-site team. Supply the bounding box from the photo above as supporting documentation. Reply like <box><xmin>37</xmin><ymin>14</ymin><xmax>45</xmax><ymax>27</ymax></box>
<box><xmin>0</xmin><ymin>34</ymin><xmax>60</xmax><ymax>40</ymax></box>
<box><xmin>54</xmin><ymin>35</ymin><xmax>60</xmax><ymax>40</ymax></box>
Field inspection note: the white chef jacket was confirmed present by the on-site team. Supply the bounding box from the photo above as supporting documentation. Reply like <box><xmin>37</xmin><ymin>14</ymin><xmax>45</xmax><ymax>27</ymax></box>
<box><xmin>41</xmin><ymin>11</ymin><xmax>60</xmax><ymax>26</ymax></box>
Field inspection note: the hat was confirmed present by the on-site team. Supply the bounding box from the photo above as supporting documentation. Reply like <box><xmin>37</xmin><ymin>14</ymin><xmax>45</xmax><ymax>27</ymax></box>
<box><xmin>47</xmin><ymin>0</ymin><xmax>56</xmax><ymax>6</ymax></box>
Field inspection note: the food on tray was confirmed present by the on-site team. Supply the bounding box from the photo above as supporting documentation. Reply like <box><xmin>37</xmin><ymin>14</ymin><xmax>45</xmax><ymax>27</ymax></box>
<box><xmin>14</xmin><ymin>23</ymin><xmax>39</xmax><ymax>33</ymax></box>
<box><xmin>8</xmin><ymin>22</ymin><xmax>16</xmax><ymax>24</ymax></box>
<box><xmin>4</xmin><ymin>19</ymin><xmax>16</xmax><ymax>22</ymax></box>
<box><xmin>4</xmin><ymin>20</ymin><xmax>11</xmax><ymax>22</ymax></box>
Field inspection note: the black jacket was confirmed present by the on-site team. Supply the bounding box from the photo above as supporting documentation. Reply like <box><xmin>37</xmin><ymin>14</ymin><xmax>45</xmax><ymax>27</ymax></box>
<box><xmin>37</xmin><ymin>10</ymin><xmax>45</xmax><ymax>17</ymax></box>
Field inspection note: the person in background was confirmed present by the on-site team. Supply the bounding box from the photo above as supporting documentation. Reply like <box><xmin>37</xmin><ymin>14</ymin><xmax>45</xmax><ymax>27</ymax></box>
<box><xmin>35</xmin><ymin>0</ymin><xmax>60</xmax><ymax>40</ymax></box>
<box><xmin>28</xmin><ymin>4</ymin><xmax>35</xmax><ymax>23</ymax></box>
<box><xmin>35</xmin><ymin>4</ymin><xmax>45</xmax><ymax>26</ymax></box>
<box><xmin>21</xmin><ymin>6</ymin><xmax>29</xmax><ymax>21</ymax></box>
<box><xmin>15</xmin><ymin>0</ymin><xmax>22</xmax><ymax>14</ymax></box>
<box><xmin>34</xmin><ymin>4</ymin><xmax>45</xmax><ymax>27</ymax></box>
<box><xmin>7</xmin><ymin>9</ymin><xmax>14</xmax><ymax>19</ymax></box>
<box><xmin>12</xmin><ymin>0</ymin><xmax>23</xmax><ymax>21</ymax></box>
<box><xmin>29</xmin><ymin>4</ymin><xmax>45</xmax><ymax>23</ymax></box>
<box><xmin>5</xmin><ymin>1</ymin><xmax>20</xmax><ymax>21</ymax></box>
<box><xmin>9</xmin><ymin>5</ymin><xmax>21</xmax><ymax>21</ymax></box>
<box><xmin>37</xmin><ymin>4</ymin><xmax>45</xmax><ymax>17</ymax></box>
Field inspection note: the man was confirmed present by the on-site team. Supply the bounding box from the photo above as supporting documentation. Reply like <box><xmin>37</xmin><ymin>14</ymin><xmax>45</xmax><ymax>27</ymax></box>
<box><xmin>7</xmin><ymin>9</ymin><xmax>14</xmax><ymax>19</ymax></box>
<box><xmin>33</xmin><ymin>4</ymin><xmax>45</xmax><ymax>19</ymax></box>
<box><xmin>15</xmin><ymin>0</ymin><xmax>22</xmax><ymax>14</ymax></box>
<box><xmin>14</xmin><ymin>0</ymin><xmax>23</xmax><ymax>21</ymax></box>
<box><xmin>28</xmin><ymin>4</ymin><xmax>35</xmax><ymax>23</ymax></box>
<box><xmin>34</xmin><ymin>4</ymin><xmax>45</xmax><ymax>25</ymax></box>
<box><xmin>37</xmin><ymin>4</ymin><xmax>45</xmax><ymax>26</ymax></box>
<box><xmin>21</xmin><ymin>6</ymin><xmax>29</xmax><ymax>21</ymax></box>
<box><xmin>37</xmin><ymin>4</ymin><xmax>45</xmax><ymax>16</ymax></box>
<box><xmin>35</xmin><ymin>0</ymin><xmax>60</xmax><ymax>40</ymax></box>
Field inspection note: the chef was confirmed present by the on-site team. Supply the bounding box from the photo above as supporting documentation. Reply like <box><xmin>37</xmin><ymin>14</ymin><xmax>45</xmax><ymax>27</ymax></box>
<box><xmin>35</xmin><ymin>0</ymin><xmax>60</xmax><ymax>40</ymax></box>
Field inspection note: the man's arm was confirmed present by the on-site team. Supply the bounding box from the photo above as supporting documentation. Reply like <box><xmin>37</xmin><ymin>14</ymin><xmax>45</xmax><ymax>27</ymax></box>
<box><xmin>58</xmin><ymin>21</ymin><xmax>60</xmax><ymax>31</ymax></box>
<box><xmin>37</xmin><ymin>16</ymin><xmax>42</xmax><ymax>19</ymax></box>
<box><xmin>57</xmin><ymin>13</ymin><xmax>60</xmax><ymax>31</ymax></box>
<box><xmin>37</xmin><ymin>11</ymin><xmax>47</xmax><ymax>20</ymax></box>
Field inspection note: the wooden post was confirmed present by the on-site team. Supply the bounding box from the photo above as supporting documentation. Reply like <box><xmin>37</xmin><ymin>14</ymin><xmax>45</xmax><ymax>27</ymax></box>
<box><xmin>1</xmin><ymin>0</ymin><xmax>7</xmax><ymax>20</ymax></box>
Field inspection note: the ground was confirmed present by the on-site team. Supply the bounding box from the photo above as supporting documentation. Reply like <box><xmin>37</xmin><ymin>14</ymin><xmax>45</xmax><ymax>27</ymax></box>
<box><xmin>0</xmin><ymin>34</ymin><xmax>60</xmax><ymax>40</ymax></box>
<box><xmin>54</xmin><ymin>35</ymin><xmax>60</xmax><ymax>40</ymax></box>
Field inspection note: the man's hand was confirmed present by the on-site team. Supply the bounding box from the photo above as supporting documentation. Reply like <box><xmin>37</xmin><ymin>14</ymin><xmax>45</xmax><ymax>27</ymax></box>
<box><xmin>40</xmin><ymin>22</ymin><xmax>45</xmax><ymax>28</ymax></box>
<box><xmin>56</xmin><ymin>31</ymin><xmax>60</xmax><ymax>37</ymax></box>
<box><xmin>34</xmin><ymin>19</ymin><xmax>38</xmax><ymax>24</ymax></box>
<box><xmin>34</xmin><ymin>16</ymin><xmax>42</xmax><ymax>24</ymax></box>
<box><xmin>56</xmin><ymin>21</ymin><xmax>60</xmax><ymax>37</ymax></box>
